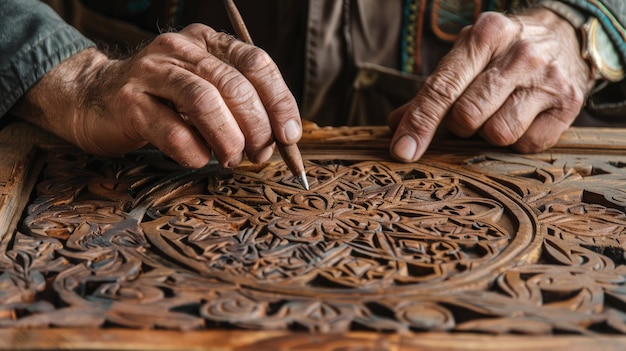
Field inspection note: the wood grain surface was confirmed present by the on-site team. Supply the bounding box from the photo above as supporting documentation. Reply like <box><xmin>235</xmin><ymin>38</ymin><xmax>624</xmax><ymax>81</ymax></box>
<box><xmin>1</xmin><ymin>122</ymin><xmax>626</xmax><ymax>350</ymax></box>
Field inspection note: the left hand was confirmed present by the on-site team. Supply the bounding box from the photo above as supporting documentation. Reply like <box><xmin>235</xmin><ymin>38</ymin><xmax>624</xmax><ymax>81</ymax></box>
<box><xmin>388</xmin><ymin>8</ymin><xmax>596</xmax><ymax>162</ymax></box>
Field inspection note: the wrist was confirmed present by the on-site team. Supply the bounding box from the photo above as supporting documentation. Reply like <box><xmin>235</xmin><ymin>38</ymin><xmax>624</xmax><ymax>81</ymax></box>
<box><xmin>539</xmin><ymin>1</ymin><xmax>624</xmax><ymax>83</ymax></box>
<box><xmin>12</xmin><ymin>48</ymin><xmax>112</xmax><ymax>146</ymax></box>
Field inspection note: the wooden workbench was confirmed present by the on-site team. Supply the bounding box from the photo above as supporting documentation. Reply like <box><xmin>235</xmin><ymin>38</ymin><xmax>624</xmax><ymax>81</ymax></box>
<box><xmin>1</xmin><ymin>122</ymin><xmax>626</xmax><ymax>350</ymax></box>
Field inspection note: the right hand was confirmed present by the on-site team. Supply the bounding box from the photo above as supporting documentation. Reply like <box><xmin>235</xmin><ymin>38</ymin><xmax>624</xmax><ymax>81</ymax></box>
<box><xmin>16</xmin><ymin>23</ymin><xmax>302</xmax><ymax>168</ymax></box>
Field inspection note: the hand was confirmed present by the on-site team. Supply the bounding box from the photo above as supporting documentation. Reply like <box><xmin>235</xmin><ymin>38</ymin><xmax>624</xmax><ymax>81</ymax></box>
<box><xmin>388</xmin><ymin>8</ymin><xmax>596</xmax><ymax>162</ymax></box>
<box><xmin>14</xmin><ymin>23</ymin><xmax>302</xmax><ymax>168</ymax></box>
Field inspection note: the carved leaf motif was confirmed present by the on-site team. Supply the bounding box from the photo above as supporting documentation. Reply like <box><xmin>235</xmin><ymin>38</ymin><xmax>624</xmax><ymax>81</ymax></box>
<box><xmin>6</xmin><ymin>145</ymin><xmax>626</xmax><ymax>334</ymax></box>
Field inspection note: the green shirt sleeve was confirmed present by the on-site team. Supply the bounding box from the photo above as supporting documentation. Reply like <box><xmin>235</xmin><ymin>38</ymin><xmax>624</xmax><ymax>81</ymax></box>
<box><xmin>556</xmin><ymin>0</ymin><xmax>626</xmax><ymax>65</ymax></box>
<box><xmin>0</xmin><ymin>0</ymin><xmax>95</xmax><ymax>117</ymax></box>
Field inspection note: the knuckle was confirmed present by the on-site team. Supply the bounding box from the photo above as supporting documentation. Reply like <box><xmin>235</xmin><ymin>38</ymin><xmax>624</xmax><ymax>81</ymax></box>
<box><xmin>217</xmin><ymin>70</ymin><xmax>255</xmax><ymax>103</ymax></box>
<box><xmin>180</xmin><ymin>82</ymin><xmax>222</xmax><ymax>117</ymax></box>
<box><xmin>488</xmin><ymin>99</ymin><xmax>526</xmax><ymax>146</ymax></box>
<box><xmin>451</xmin><ymin>97</ymin><xmax>485</xmax><ymax>132</ymax></box>
<box><xmin>162</xmin><ymin>124</ymin><xmax>192</xmax><ymax>150</ymax></box>
<box><xmin>236</xmin><ymin>47</ymin><xmax>274</xmax><ymax>73</ymax></box>
<box><xmin>470</xmin><ymin>12</ymin><xmax>515</xmax><ymax>48</ymax></box>
<box><xmin>404</xmin><ymin>101</ymin><xmax>440</xmax><ymax>135</ymax></box>
<box><xmin>488</xmin><ymin>122</ymin><xmax>521</xmax><ymax>146</ymax></box>
<box><xmin>209</xmin><ymin>31</ymin><xmax>237</xmax><ymax>53</ymax></box>
<box><xmin>475</xmin><ymin>11</ymin><xmax>509</xmax><ymax>28</ymax></box>
<box><xmin>183</xmin><ymin>78</ymin><xmax>214</xmax><ymax>103</ymax></box>
<box><xmin>184</xmin><ymin>23</ymin><xmax>214</xmax><ymax>35</ymax></box>
<box><xmin>422</xmin><ymin>68</ymin><xmax>463</xmax><ymax>105</ymax></box>
<box><xmin>265</xmin><ymin>90</ymin><xmax>298</xmax><ymax>120</ymax></box>
<box><xmin>152</xmin><ymin>32</ymin><xmax>184</xmax><ymax>52</ymax></box>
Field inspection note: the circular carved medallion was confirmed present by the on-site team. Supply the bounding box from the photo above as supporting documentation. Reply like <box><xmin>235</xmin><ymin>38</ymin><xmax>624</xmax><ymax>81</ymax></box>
<box><xmin>143</xmin><ymin>160</ymin><xmax>540</xmax><ymax>297</ymax></box>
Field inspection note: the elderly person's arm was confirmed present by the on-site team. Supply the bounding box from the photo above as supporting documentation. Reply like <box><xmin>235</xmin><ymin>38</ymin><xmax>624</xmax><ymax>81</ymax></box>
<box><xmin>0</xmin><ymin>0</ymin><xmax>95</xmax><ymax>117</ymax></box>
<box><xmin>6</xmin><ymin>0</ymin><xmax>302</xmax><ymax>169</ymax></box>
<box><xmin>388</xmin><ymin>0</ymin><xmax>626</xmax><ymax>162</ymax></box>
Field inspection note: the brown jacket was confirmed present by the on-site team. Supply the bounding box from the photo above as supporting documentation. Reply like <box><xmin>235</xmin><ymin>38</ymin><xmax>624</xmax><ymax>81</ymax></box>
<box><xmin>48</xmin><ymin>0</ymin><xmax>626</xmax><ymax>127</ymax></box>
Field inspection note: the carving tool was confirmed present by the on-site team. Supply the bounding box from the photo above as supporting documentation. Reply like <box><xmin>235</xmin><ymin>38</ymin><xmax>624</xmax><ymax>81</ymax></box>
<box><xmin>223</xmin><ymin>0</ymin><xmax>309</xmax><ymax>191</ymax></box>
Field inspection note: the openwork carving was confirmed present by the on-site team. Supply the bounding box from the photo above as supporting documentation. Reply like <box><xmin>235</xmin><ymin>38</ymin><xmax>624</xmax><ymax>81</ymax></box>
<box><xmin>145</xmin><ymin>158</ymin><xmax>537</xmax><ymax>294</ymax></box>
<box><xmin>2</xmin><ymin>140</ymin><xmax>626</xmax><ymax>334</ymax></box>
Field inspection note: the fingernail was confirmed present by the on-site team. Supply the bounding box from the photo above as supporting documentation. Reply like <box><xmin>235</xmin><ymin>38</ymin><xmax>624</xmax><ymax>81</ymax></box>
<box><xmin>224</xmin><ymin>151</ymin><xmax>244</xmax><ymax>169</ymax></box>
<box><xmin>392</xmin><ymin>134</ymin><xmax>418</xmax><ymax>161</ymax></box>
<box><xmin>284</xmin><ymin>119</ymin><xmax>301</xmax><ymax>143</ymax></box>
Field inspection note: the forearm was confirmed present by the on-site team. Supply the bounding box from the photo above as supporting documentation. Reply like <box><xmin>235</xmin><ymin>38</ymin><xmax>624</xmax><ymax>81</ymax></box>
<box><xmin>12</xmin><ymin>22</ymin><xmax>303</xmax><ymax>170</ymax></box>
<box><xmin>0</xmin><ymin>0</ymin><xmax>95</xmax><ymax>117</ymax></box>
<box><xmin>554</xmin><ymin>0</ymin><xmax>626</xmax><ymax>63</ymax></box>
<box><xmin>10</xmin><ymin>48</ymin><xmax>112</xmax><ymax>149</ymax></box>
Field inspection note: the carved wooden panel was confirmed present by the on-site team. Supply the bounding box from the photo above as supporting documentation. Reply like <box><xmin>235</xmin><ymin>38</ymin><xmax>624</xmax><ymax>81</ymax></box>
<box><xmin>2</xmin><ymin>123</ymin><xmax>626</xmax><ymax>349</ymax></box>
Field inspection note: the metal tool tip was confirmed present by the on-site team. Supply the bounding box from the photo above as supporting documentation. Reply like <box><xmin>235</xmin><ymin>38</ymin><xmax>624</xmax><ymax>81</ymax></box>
<box><xmin>298</xmin><ymin>171</ymin><xmax>309</xmax><ymax>191</ymax></box>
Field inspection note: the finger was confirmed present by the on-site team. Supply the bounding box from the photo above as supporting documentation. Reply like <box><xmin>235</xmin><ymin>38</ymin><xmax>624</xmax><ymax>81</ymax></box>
<box><xmin>387</xmin><ymin>102</ymin><xmax>411</xmax><ymax>132</ymax></box>
<box><xmin>446</xmin><ymin>59</ymin><xmax>521</xmax><ymax>138</ymax></box>
<box><xmin>478</xmin><ymin>89</ymin><xmax>554</xmax><ymax>147</ymax></box>
<box><xmin>198</xmin><ymin>53</ymin><xmax>276</xmax><ymax>163</ymax></box>
<box><xmin>390</xmin><ymin>12</ymin><xmax>519</xmax><ymax>162</ymax></box>
<box><xmin>134</xmin><ymin>61</ymin><xmax>246</xmax><ymax>168</ymax></box>
<box><xmin>128</xmin><ymin>94</ymin><xmax>213</xmax><ymax>168</ymax></box>
<box><xmin>447</xmin><ymin>30</ymin><xmax>576</xmax><ymax>139</ymax></box>
<box><xmin>512</xmin><ymin>108</ymin><xmax>573</xmax><ymax>154</ymax></box>
<box><xmin>144</xmin><ymin>29</ymin><xmax>273</xmax><ymax>164</ymax></box>
<box><xmin>182</xmin><ymin>24</ymin><xmax>302</xmax><ymax>146</ymax></box>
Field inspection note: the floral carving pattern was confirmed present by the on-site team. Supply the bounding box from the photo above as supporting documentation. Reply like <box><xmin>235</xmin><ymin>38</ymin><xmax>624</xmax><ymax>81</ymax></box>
<box><xmin>1</xmin><ymin>145</ymin><xmax>626</xmax><ymax>334</ymax></box>
<box><xmin>144</xmin><ymin>159</ymin><xmax>534</xmax><ymax>295</ymax></box>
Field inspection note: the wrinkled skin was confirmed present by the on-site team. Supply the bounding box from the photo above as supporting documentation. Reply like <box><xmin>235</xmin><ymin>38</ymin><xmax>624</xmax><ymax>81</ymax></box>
<box><xmin>15</xmin><ymin>8</ymin><xmax>595</xmax><ymax>169</ymax></box>
<box><xmin>15</xmin><ymin>24</ymin><xmax>301</xmax><ymax>169</ymax></box>
<box><xmin>388</xmin><ymin>8</ymin><xmax>596</xmax><ymax>162</ymax></box>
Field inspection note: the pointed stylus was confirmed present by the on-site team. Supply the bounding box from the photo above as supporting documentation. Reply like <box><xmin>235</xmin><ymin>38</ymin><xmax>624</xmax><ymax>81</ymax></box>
<box><xmin>223</xmin><ymin>0</ymin><xmax>309</xmax><ymax>191</ymax></box>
